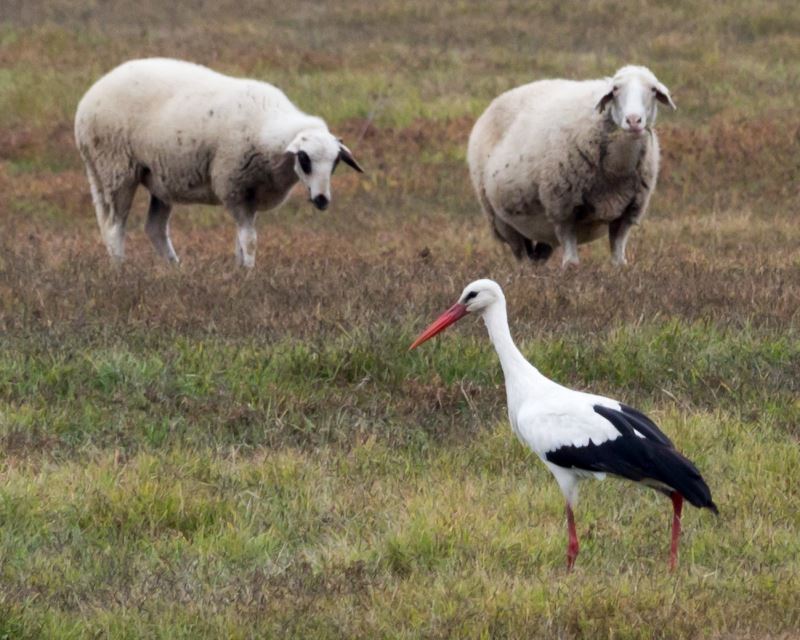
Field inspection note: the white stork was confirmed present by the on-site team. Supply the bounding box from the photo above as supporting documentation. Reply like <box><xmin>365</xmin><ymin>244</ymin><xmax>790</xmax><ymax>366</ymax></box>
<box><xmin>410</xmin><ymin>279</ymin><xmax>717</xmax><ymax>570</ymax></box>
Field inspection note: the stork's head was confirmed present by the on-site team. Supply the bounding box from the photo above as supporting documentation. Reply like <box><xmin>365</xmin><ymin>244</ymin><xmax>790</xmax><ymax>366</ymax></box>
<box><xmin>595</xmin><ymin>65</ymin><xmax>676</xmax><ymax>136</ymax></box>
<box><xmin>286</xmin><ymin>130</ymin><xmax>364</xmax><ymax>211</ymax></box>
<box><xmin>410</xmin><ymin>279</ymin><xmax>504</xmax><ymax>349</ymax></box>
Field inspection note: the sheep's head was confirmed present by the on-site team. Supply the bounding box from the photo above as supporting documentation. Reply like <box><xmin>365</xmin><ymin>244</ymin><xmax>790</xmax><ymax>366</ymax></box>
<box><xmin>286</xmin><ymin>131</ymin><xmax>364</xmax><ymax>210</ymax></box>
<box><xmin>596</xmin><ymin>65</ymin><xmax>676</xmax><ymax>135</ymax></box>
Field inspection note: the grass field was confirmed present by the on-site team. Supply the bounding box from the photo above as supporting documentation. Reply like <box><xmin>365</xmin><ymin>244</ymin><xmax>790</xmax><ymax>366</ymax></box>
<box><xmin>1</xmin><ymin>1</ymin><xmax>799</xmax><ymax>637</ymax></box>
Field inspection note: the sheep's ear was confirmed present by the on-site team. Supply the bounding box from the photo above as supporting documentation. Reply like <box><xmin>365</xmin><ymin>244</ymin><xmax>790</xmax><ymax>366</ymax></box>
<box><xmin>654</xmin><ymin>82</ymin><xmax>676</xmax><ymax>110</ymax></box>
<box><xmin>595</xmin><ymin>89</ymin><xmax>615</xmax><ymax>113</ymax></box>
<box><xmin>338</xmin><ymin>142</ymin><xmax>364</xmax><ymax>173</ymax></box>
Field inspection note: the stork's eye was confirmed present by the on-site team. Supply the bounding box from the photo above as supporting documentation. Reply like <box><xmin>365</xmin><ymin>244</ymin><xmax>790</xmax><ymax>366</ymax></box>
<box><xmin>298</xmin><ymin>151</ymin><xmax>312</xmax><ymax>174</ymax></box>
<box><xmin>465</xmin><ymin>291</ymin><xmax>478</xmax><ymax>301</ymax></box>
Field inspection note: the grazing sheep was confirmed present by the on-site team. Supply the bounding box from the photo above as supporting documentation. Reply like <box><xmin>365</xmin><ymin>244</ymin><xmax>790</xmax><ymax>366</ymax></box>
<box><xmin>75</xmin><ymin>58</ymin><xmax>364</xmax><ymax>267</ymax></box>
<box><xmin>468</xmin><ymin>65</ymin><xmax>675</xmax><ymax>267</ymax></box>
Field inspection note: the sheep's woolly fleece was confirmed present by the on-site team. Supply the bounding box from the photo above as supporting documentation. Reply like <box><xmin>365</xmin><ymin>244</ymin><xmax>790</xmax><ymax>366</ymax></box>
<box><xmin>467</xmin><ymin>65</ymin><xmax>673</xmax><ymax>266</ymax></box>
<box><xmin>75</xmin><ymin>57</ymin><xmax>359</xmax><ymax>267</ymax></box>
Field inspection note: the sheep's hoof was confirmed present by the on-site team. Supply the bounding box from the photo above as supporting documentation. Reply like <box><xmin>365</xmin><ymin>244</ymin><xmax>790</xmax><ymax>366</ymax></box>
<box><xmin>526</xmin><ymin>242</ymin><xmax>553</xmax><ymax>262</ymax></box>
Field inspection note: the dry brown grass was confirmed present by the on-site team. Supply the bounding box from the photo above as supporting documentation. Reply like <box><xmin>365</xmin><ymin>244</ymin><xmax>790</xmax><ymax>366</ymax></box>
<box><xmin>2</xmin><ymin>207</ymin><xmax>798</xmax><ymax>341</ymax></box>
<box><xmin>2</xmin><ymin>109</ymin><xmax>798</xmax><ymax>340</ymax></box>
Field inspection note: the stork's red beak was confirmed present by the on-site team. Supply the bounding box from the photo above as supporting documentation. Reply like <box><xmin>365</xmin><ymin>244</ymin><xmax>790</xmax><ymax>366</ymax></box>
<box><xmin>409</xmin><ymin>303</ymin><xmax>469</xmax><ymax>350</ymax></box>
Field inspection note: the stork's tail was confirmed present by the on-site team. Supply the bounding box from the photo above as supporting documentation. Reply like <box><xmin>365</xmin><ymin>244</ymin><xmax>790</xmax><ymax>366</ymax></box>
<box><xmin>657</xmin><ymin>448</ymin><xmax>718</xmax><ymax>515</ymax></box>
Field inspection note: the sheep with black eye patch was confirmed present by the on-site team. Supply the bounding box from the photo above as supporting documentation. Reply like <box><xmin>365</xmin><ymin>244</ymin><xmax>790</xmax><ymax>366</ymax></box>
<box><xmin>75</xmin><ymin>57</ymin><xmax>364</xmax><ymax>267</ymax></box>
<box><xmin>467</xmin><ymin>65</ymin><xmax>675</xmax><ymax>268</ymax></box>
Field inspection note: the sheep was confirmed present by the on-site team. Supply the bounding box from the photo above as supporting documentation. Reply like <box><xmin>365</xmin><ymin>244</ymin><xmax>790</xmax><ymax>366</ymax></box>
<box><xmin>74</xmin><ymin>57</ymin><xmax>364</xmax><ymax>267</ymax></box>
<box><xmin>467</xmin><ymin>65</ymin><xmax>675</xmax><ymax>267</ymax></box>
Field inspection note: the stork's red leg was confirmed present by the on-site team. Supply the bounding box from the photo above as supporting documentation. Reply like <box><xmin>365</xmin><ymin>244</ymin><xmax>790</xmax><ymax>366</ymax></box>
<box><xmin>566</xmin><ymin>503</ymin><xmax>579</xmax><ymax>571</ymax></box>
<box><xmin>669</xmin><ymin>491</ymin><xmax>684</xmax><ymax>570</ymax></box>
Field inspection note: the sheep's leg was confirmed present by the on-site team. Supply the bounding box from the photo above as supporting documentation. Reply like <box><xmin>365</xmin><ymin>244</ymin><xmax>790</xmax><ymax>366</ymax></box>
<box><xmin>236</xmin><ymin>222</ymin><xmax>257</xmax><ymax>268</ymax></box>
<box><xmin>609</xmin><ymin>217</ymin><xmax>634</xmax><ymax>266</ymax></box>
<box><xmin>83</xmin><ymin>159</ymin><xmax>122</xmax><ymax>261</ymax></box>
<box><xmin>477</xmin><ymin>186</ymin><xmax>530</xmax><ymax>261</ymax></box>
<box><xmin>231</xmin><ymin>207</ymin><xmax>257</xmax><ymax>268</ymax></box>
<box><xmin>491</xmin><ymin>218</ymin><xmax>529</xmax><ymax>261</ymax></box>
<box><xmin>235</xmin><ymin>234</ymin><xmax>245</xmax><ymax>266</ymax></box>
<box><xmin>85</xmin><ymin>166</ymin><xmax>109</xmax><ymax>239</ymax></box>
<box><xmin>525</xmin><ymin>240</ymin><xmax>554</xmax><ymax>262</ymax></box>
<box><xmin>101</xmin><ymin>180</ymin><xmax>137</xmax><ymax>262</ymax></box>
<box><xmin>79</xmin><ymin>147</ymin><xmax>136</xmax><ymax>262</ymax></box>
<box><xmin>145</xmin><ymin>195</ymin><xmax>179</xmax><ymax>263</ymax></box>
<box><xmin>554</xmin><ymin>220</ymin><xmax>579</xmax><ymax>267</ymax></box>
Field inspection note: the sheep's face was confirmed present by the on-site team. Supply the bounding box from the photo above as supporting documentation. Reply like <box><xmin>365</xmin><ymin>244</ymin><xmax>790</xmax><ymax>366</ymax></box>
<box><xmin>286</xmin><ymin>131</ymin><xmax>364</xmax><ymax>211</ymax></box>
<box><xmin>596</xmin><ymin>66</ymin><xmax>676</xmax><ymax>135</ymax></box>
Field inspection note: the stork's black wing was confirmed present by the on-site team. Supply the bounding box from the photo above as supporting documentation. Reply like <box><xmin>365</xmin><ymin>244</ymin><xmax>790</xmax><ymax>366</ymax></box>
<box><xmin>617</xmin><ymin>403</ymin><xmax>673</xmax><ymax>447</ymax></box>
<box><xmin>545</xmin><ymin>404</ymin><xmax>718</xmax><ymax>513</ymax></box>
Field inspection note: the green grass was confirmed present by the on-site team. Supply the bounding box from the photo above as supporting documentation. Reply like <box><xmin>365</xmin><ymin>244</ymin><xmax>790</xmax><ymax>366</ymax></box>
<box><xmin>2</xmin><ymin>324</ymin><xmax>799</xmax><ymax>636</ymax></box>
<box><xmin>3</xmin><ymin>322</ymin><xmax>797</xmax><ymax>452</ymax></box>
<box><xmin>0</xmin><ymin>395</ymin><xmax>798</xmax><ymax>637</ymax></box>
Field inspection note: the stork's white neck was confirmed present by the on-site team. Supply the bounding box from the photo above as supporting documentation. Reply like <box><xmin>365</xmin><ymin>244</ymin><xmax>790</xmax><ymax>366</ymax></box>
<box><xmin>481</xmin><ymin>300</ymin><xmax>540</xmax><ymax>382</ymax></box>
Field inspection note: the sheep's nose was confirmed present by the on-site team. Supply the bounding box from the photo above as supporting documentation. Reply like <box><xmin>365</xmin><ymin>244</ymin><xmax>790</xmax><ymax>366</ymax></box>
<box><xmin>626</xmin><ymin>114</ymin><xmax>643</xmax><ymax>128</ymax></box>
<box><xmin>312</xmin><ymin>195</ymin><xmax>329</xmax><ymax>210</ymax></box>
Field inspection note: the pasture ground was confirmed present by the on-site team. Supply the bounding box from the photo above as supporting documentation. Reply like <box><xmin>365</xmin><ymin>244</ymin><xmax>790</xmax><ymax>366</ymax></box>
<box><xmin>1</xmin><ymin>1</ymin><xmax>799</xmax><ymax>637</ymax></box>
